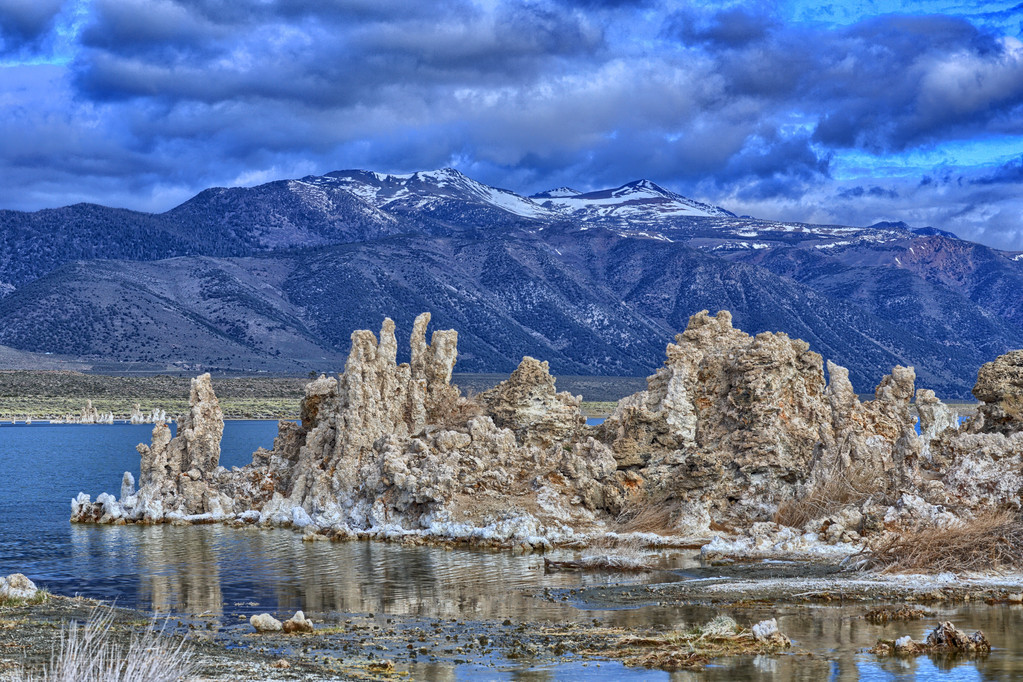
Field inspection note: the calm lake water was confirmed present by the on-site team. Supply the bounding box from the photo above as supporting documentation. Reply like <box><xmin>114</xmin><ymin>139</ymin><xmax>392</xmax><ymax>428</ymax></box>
<box><xmin>1</xmin><ymin>421</ymin><xmax>1021</xmax><ymax>680</ymax></box>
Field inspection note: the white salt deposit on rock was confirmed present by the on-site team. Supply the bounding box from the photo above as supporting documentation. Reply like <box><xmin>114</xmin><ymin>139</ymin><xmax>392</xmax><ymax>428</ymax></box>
<box><xmin>250</xmin><ymin>613</ymin><xmax>283</xmax><ymax>632</ymax></box>
<box><xmin>283</xmin><ymin>610</ymin><xmax>314</xmax><ymax>634</ymax></box>
<box><xmin>752</xmin><ymin>618</ymin><xmax>790</xmax><ymax>646</ymax></box>
<box><xmin>65</xmin><ymin>310</ymin><xmax>1023</xmax><ymax>562</ymax></box>
<box><xmin>0</xmin><ymin>574</ymin><xmax>38</xmax><ymax>600</ymax></box>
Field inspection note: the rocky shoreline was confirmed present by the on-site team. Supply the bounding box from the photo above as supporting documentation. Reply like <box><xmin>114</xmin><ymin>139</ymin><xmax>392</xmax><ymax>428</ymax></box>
<box><xmin>70</xmin><ymin>310</ymin><xmax>1023</xmax><ymax>571</ymax></box>
<box><xmin>4</xmin><ymin>562</ymin><xmax>1019</xmax><ymax>680</ymax></box>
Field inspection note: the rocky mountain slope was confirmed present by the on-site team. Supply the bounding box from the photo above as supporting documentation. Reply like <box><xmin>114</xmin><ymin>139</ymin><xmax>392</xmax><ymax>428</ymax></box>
<box><xmin>1</xmin><ymin>168</ymin><xmax>1020</xmax><ymax>396</ymax></box>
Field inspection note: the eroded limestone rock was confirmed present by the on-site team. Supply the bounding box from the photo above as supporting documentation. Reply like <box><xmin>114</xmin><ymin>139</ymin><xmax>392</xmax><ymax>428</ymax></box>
<box><xmin>480</xmin><ymin>356</ymin><xmax>584</xmax><ymax>448</ymax></box>
<box><xmin>600</xmin><ymin>310</ymin><xmax>921</xmax><ymax>532</ymax></box>
<box><xmin>72</xmin><ymin>373</ymin><xmax>232</xmax><ymax>523</ymax></box>
<box><xmin>926</xmin><ymin>350</ymin><xmax>1023</xmax><ymax>511</ymax></box>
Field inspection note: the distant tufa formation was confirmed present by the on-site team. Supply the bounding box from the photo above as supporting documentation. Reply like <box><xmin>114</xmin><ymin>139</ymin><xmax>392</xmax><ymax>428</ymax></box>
<box><xmin>72</xmin><ymin>311</ymin><xmax>1023</xmax><ymax>552</ymax></box>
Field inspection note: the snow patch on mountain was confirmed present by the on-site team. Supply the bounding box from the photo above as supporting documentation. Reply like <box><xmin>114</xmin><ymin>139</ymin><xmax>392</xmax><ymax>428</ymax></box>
<box><xmin>531</xmin><ymin>187</ymin><xmax>581</xmax><ymax>199</ymax></box>
<box><xmin>537</xmin><ymin>179</ymin><xmax>732</xmax><ymax>220</ymax></box>
<box><xmin>309</xmin><ymin>169</ymin><xmax>734</xmax><ymax>224</ymax></box>
<box><xmin>318</xmin><ymin>168</ymin><xmax>548</xmax><ymax>219</ymax></box>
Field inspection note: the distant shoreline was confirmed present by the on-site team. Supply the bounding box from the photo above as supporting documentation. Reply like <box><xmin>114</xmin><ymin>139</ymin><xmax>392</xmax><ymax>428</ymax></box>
<box><xmin>0</xmin><ymin>369</ymin><xmax>978</xmax><ymax>422</ymax></box>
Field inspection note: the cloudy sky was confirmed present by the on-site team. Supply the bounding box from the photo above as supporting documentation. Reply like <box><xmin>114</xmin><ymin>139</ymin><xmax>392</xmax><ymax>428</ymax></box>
<box><xmin>2</xmin><ymin>1</ymin><xmax>1022</xmax><ymax>249</ymax></box>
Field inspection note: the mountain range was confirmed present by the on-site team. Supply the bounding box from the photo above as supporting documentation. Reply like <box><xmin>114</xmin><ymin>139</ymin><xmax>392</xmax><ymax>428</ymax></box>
<box><xmin>1</xmin><ymin>168</ymin><xmax>1021</xmax><ymax>397</ymax></box>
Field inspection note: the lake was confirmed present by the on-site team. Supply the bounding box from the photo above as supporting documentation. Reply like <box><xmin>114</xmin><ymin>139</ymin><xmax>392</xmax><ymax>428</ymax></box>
<box><xmin>2</xmin><ymin>421</ymin><xmax>1021</xmax><ymax>680</ymax></box>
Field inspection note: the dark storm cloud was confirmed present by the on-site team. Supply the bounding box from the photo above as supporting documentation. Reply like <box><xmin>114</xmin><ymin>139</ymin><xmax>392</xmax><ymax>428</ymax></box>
<box><xmin>666</xmin><ymin>6</ymin><xmax>1023</xmax><ymax>153</ymax></box>
<box><xmin>3</xmin><ymin>0</ymin><xmax>1023</xmax><ymax>249</ymax></box>
<box><xmin>75</xmin><ymin>0</ymin><xmax>604</xmax><ymax>105</ymax></box>
<box><xmin>0</xmin><ymin>0</ymin><xmax>64</xmax><ymax>52</ymax></box>
<box><xmin>837</xmin><ymin>186</ymin><xmax>900</xmax><ymax>200</ymax></box>
<box><xmin>665</xmin><ymin>4</ymin><xmax>779</xmax><ymax>47</ymax></box>
<box><xmin>973</xmin><ymin>155</ymin><xmax>1023</xmax><ymax>184</ymax></box>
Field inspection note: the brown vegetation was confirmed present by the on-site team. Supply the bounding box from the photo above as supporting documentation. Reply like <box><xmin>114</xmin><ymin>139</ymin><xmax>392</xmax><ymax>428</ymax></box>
<box><xmin>430</xmin><ymin>389</ymin><xmax>485</xmax><ymax>429</ymax></box>
<box><xmin>865</xmin><ymin>510</ymin><xmax>1023</xmax><ymax>573</ymax></box>
<box><xmin>1003</xmin><ymin>393</ymin><xmax>1023</xmax><ymax>422</ymax></box>
<box><xmin>774</xmin><ymin>464</ymin><xmax>884</xmax><ymax>529</ymax></box>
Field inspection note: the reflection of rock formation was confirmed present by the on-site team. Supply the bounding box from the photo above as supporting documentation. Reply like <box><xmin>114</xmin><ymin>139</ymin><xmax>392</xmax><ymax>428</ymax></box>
<box><xmin>135</xmin><ymin>526</ymin><xmax>224</xmax><ymax>616</ymax></box>
<box><xmin>71</xmin><ymin>310</ymin><xmax>1023</xmax><ymax>554</ymax></box>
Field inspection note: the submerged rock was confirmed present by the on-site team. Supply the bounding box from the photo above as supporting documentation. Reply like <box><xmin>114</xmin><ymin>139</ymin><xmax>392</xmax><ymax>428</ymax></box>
<box><xmin>751</xmin><ymin>619</ymin><xmax>790</xmax><ymax>647</ymax></box>
<box><xmin>872</xmin><ymin>621</ymin><xmax>990</xmax><ymax>656</ymax></box>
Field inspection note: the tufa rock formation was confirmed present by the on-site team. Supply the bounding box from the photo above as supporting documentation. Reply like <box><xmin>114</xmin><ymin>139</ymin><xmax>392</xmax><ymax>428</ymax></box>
<box><xmin>0</xmin><ymin>573</ymin><xmax>39</xmax><ymax>601</ymax></box>
<box><xmin>283</xmin><ymin>611</ymin><xmax>314</xmax><ymax>634</ymax></box>
<box><xmin>74</xmin><ymin>313</ymin><xmax>619</xmax><ymax>543</ymax></box>
<box><xmin>970</xmin><ymin>350</ymin><xmax>1023</xmax><ymax>435</ymax></box>
<box><xmin>70</xmin><ymin>310</ymin><xmax>1023</xmax><ymax>557</ymax></box>
<box><xmin>250</xmin><ymin>613</ymin><xmax>283</xmax><ymax>633</ymax></box>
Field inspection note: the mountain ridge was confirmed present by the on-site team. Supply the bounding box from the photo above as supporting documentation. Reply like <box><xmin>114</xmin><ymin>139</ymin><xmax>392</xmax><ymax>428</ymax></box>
<box><xmin>0</xmin><ymin>167</ymin><xmax>1020</xmax><ymax>397</ymax></box>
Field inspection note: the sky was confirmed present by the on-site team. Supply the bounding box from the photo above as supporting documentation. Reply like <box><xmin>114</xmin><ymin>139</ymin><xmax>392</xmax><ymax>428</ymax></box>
<box><xmin>1</xmin><ymin>1</ymin><xmax>1022</xmax><ymax>250</ymax></box>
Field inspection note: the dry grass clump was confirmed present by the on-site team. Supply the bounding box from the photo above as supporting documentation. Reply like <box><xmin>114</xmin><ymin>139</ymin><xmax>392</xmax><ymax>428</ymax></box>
<box><xmin>866</xmin><ymin>510</ymin><xmax>1023</xmax><ymax>573</ymax></box>
<box><xmin>615</xmin><ymin>499</ymin><xmax>683</xmax><ymax>535</ymax></box>
<box><xmin>0</xmin><ymin>590</ymin><xmax>50</xmax><ymax>609</ymax></box>
<box><xmin>1003</xmin><ymin>393</ymin><xmax>1023</xmax><ymax>422</ymax></box>
<box><xmin>16</xmin><ymin>608</ymin><xmax>195</xmax><ymax>682</ymax></box>
<box><xmin>429</xmin><ymin>389</ymin><xmax>484</xmax><ymax>429</ymax></box>
<box><xmin>774</xmin><ymin>465</ymin><xmax>884</xmax><ymax>529</ymax></box>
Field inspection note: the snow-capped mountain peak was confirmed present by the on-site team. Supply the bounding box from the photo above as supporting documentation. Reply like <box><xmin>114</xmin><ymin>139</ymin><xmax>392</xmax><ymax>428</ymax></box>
<box><xmin>296</xmin><ymin>168</ymin><xmax>733</xmax><ymax>224</ymax></box>
<box><xmin>531</xmin><ymin>187</ymin><xmax>581</xmax><ymax>199</ymax></box>
<box><xmin>317</xmin><ymin>168</ymin><xmax>547</xmax><ymax>218</ymax></box>
<box><xmin>537</xmin><ymin>179</ymin><xmax>733</xmax><ymax>220</ymax></box>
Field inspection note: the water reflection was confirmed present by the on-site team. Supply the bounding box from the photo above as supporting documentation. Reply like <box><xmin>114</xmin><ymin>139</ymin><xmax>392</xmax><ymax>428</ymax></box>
<box><xmin>67</xmin><ymin>524</ymin><xmax>676</xmax><ymax>621</ymax></box>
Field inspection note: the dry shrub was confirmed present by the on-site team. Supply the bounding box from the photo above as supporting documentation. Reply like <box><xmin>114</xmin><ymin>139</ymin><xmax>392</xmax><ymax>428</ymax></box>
<box><xmin>16</xmin><ymin>607</ymin><xmax>195</xmax><ymax>682</ymax></box>
<box><xmin>866</xmin><ymin>510</ymin><xmax>1023</xmax><ymax>573</ymax></box>
<box><xmin>429</xmin><ymin>387</ymin><xmax>484</xmax><ymax>429</ymax></box>
<box><xmin>774</xmin><ymin>465</ymin><xmax>884</xmax><ymax>529</ymax></box>
<box><xmin>1003</xmin><ymin>393</ymin><xmax>1023</xmax><ymax>422</ymax></box>
<box><xmin>616</xmin><ymin>499</ymin><xmax>680</xmax><ymax>535</ymax></box>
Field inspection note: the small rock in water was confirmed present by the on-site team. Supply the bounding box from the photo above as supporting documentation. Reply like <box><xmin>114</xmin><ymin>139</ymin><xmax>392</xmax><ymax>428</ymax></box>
<box><xmin>873</xmin><ymin>621</ymin><xmax>991</xmax><ymax>656</ymax></box>
<box><xmin>0</xmin><ymin>574</ymin><xmax>38</xmax><ymax>600</ymax></box>
<box><xmin>283</xmin><ymin>610</ymin><xmax>314</xmax><ymax>633</ymax></box>
<box><xmin>271</xmin><ymin>659</ymin><xmax>290</xmax><ymax>669</ymax></box>
<box><xmin>751</xmin><ymin>618</ymin><xmax>790</xmax><ymax>647</ymax></box>
<box><xmin>925</xmin><ymin>621</ymin><xmax>991</xmax><ymax>653</ymax></box>
<box><xmin>250</xmin><ymin>613</ymin><xmax>283</xmax><ymax>632</ymax></box>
